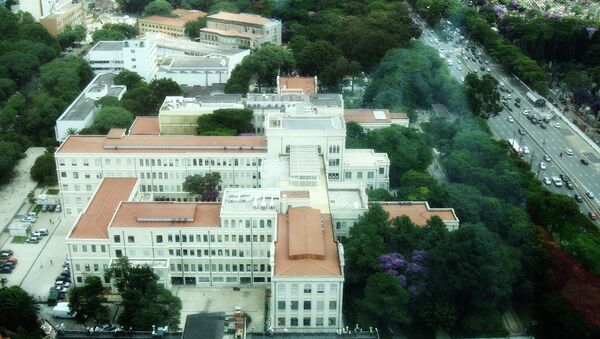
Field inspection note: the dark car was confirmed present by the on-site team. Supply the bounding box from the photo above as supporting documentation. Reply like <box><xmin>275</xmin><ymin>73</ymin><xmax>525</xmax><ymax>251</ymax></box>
<box><xmin>515</xmin><ymin>102</ymin><xmax>520</xmax><ymax>108</ymax></box>
<box><xmin>539</xmin><ymin>123</ymin><xmax>547</xmax><ymax>129</ymax></box>
<box><xmin>1</xmin><ymin>262</ymin><xmax>15</xmax><ymax>270</ymax></box>
<box><xmin>48</xmin><ymin>205</ymin><xmax>56</xmax><ymax>212</ymax></box>
<box><xmin>574</xmin><ymin>194</ymin><xmax>583</xmax><ymax>202</ymax></box>
<box><xmin>518</xmin><ymin>129</ymin><xmax>525</xmax><ymax>135</ymax></box>
<box><xmin>581</xmin><ymin>158</ymin><xmax>590</xmax><ymax>165</ymax></box>
<box><xmin>590</xmin><ymin>212</ymin><xmax>598</xmax><ymax>221</ymax></box>
<box><xmin>566</xmin><ymin>182</ymin><xmax>574</xmax><ymax>190</ymax></box>
<box><xmin>515</xmin><ymin>97</ymin><xmax>521</xmax><ymax>103</ymax></box>
<box><xmin>0</xmin><ymin>267</ymin><xmax>13</xmax><ymax>274</ymax></box>
<box><xmin>0</xmin><ymin>250</ymin><xmax>13</xmax><ymax>258</ymax></box>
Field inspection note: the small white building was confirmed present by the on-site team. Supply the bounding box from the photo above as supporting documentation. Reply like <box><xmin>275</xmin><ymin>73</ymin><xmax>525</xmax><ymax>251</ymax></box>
<box><xmin>54</xmin><ymin>73</ymin><xmax>126</xmax><ymax>142</ymax></box>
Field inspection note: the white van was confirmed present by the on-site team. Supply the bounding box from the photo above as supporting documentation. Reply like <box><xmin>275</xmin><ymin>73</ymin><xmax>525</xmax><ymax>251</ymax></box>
<box><xmin>52</xmin><ymin>302</ymin><xmax>76</xmax><ymax>319</ymax></box>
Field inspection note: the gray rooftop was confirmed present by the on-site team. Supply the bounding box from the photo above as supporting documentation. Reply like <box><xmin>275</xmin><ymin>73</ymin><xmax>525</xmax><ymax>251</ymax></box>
<box><xmin>156</xmin><ymin>38</ymin><xmax>246</xmax><ymax>57</ymax></box>
<box><xmin>196</xmin><ymin>94</ymin><xmax>243</xmax><ymax>103</ymax></box>
<box><xmin>160</xmin><ymin>56</ymin><xmax>228</xmax><ymax>69</ymax></box>
<box><xmin>90</xmin><ymin>41</ymin><xmax>123</xmax><ymax>52</ymax></box>
<box><xmin>60</xmin><ymin>73</ymin><xmax>126</xmax><ymax>121</ymax></box>
<box><xmin>182</xmin><ymin>312</ymin><xmax>225</xmax><ymax>339</ymax></box>
<box><xmin>310</xmin><ymin>94</ymin><xmax>343</xmax><ymax>107</ymax></box>
<box><xmin>280</xmin><ymin>116</ymin><xmax>343</xmax><ymax>130</ymax></box>
<box><xmin>329</xmin><ymin>189</ymin><xmax>366</xmax><ymax>210</ymax></box>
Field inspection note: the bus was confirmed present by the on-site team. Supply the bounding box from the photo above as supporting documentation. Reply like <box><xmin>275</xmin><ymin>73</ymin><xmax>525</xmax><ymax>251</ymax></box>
<box><xmin>526</xmin><ymin>91</ymin><xmax>546</xmax><ymax>107</ymax></box>
<box><xmin>508</xmin><ymin>139</ymin><xmax>523</xmax><ymax>156</ymax></box>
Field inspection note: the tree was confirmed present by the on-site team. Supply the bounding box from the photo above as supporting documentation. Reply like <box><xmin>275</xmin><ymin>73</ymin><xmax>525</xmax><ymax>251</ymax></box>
<box><xmin>68</xmin><ymin>276</ymin><xmax>108</xmax><ymax>323</ymax></box>
<box><xmin>95</xmin><ymin>96</ymin><xmax>121</xmax><ymax>108</ymax></box>
<box><xmin>114</xmin><ymin>69</ymin><xmax>144</xmax><ymax>89</ymax></box>
<box><xmin>196</xmin><ymin>108</ymin><xmax>253</xmax><ymax>135</ymax></box>
<box><xmin>464</xmin><ymin>73</ymin><xmax>502</xmax><ymax>118</ymax></box>
<box><xmin>143</xmin><ymin>0</ymin><xmax>173</xmax><ymax>16</ymax></box>
<box><xmin>0</xmin><ymin>286</ymin><xmax>39</xmax><ymax>335</ymax></box>
<box><xmin>30</xmin><ymin>147</ymin><xmax>57</xmax><ymax>186</ymax></box>
<box><xmin>116</xmin><ymin>0</ymin><xmax>153</xmax><ymax>13</ymax></box>
<box><xmin>184</xmin><ymin>17</ymin><xmax>206</xmax><ymax>39</ymax></box>
<box><xmin>182</xmin><ymin>173</ymin><xmax>221</xmax><ymax>201</ymax></box>
<box><xmin>0</xmin><ymin>141</ymin><xmax>24</xmax><ymax>183</ymax></box>
<box><xmin>93</xmin><ymin>107</ymin><xmax>134</xmax><ymax>134</ymax></box>
<box><xmin>104</xmin><ymin>257</ymin><xmax>182</xmax><ymax>330</ymax></box>
<box><xmin>0</xmin><ymin>78</ymin><xmax>15</xmax><ymax>102</ymax></box>
<box><xmin>356</xmin><ymin>272</ymin><xmax>411</xmax><ymax>329</ymax></box>
<box><xmin>92</xmin><ymin>23</ymin><xmax>136</xmax><ymax>42</ymax></box>
<box><xmin>57</xmin><ymin>25</ymin><xmax>86</xmax><ymax>50</ymax></box>
<box><xmin>208</xmin><ymin>1</ymin><xmax>239</xmax><ymax>14</ymax></box>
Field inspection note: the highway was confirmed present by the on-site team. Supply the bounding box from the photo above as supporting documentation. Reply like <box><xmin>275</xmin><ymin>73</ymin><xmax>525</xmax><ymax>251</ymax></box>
<box><xmin>417</xmin><ymin>20</ymin><xmax>600</xmax><ymax>222</ymax></box>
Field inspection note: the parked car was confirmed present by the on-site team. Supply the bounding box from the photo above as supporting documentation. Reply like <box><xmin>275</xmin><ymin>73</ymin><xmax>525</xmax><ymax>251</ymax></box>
<box><xmin>544</xmin><ymin>155</ymin><xmax>551</xmax><ymax>162</ymax></box>
<box><xmin>539</xmin><ymin>162</ymin><xmax>547</xmax><ymax>170</ymax></box>
<box><xmin>41</xmin><ymin>205</ymin><xmax>49</xmax><ymax>212</ymax></box>
<box><xmin>2</xmin><ymin>258</ymin><xmax>17</xmax><ymax>264</ymax></box>
<box><xmin>518</xmin><ymin>128</ymin><xmax>525</xmax><ymax>135</ymax></box>
<box><xmin>565</xmin><ymin>149</ymin><xmax>573</xmax><ymax>156</ymax></box>
<box><xmin>38</xmin><ymin>229</ymin><xmax>49</xmax><ymax>236</ymax></box>
<box><xmin>31</xmin><ymin>231</ymin><xmax>42</xmax><ymax>238</ymax></box>
<box><xmin>589</xmin><ymin>212</ymin><xmax>598</xmax><ymax>221</ymax></box>
<box><xmin>586</xmin><ymin>191</ymin><xmax>595</xmax><ymax>199</ymax></box>
<box><xmin>566</xmin><ymin>182</ymin><xmax>574</xmax><ymax>190</ymax></box>
<box><xmin>523</xmin><ymin>146</ymin><xmax>530</xmax><ymax>154</ymax></box>
<box><xmin>48</xmin><ymin>205</ymin><xmax>56</xmax><ymax>212</ymax></box>
<box><xmin>543</xmin><ymin>177</ymin><xmax>551</xmax><ymax>185</ymax></box>
<box><xmin>574</xmin><ymin>194</ymin><xmax>583</xmax><ymax>202</ymax></box>
<box><xmin>0</xmin><ymin>250</ymin><xmax>13</xmax><ymax>258</ymax></box>
<box><xmin>55</xmin><ymin>205</ymin><xmax>62</xmax><ymax>213</ymax></box>
<box><xmin>25</xmin><ymin>237</ymin><xmax>39</xmax><ymax>244</ymax></box>
<box><xmin>507</xmin><ymin>116</ymin><xmax>514</xmax><ymax>122</ymax></box>
<box><xmin>553</xmin><ymin>122</ymin><xmax>561</xmax><ymax>128</ymax></box>
<box><xmin>0</xmin><ymin>267</ymin><xmax>13</xmax><ymax>274</ymax></box>
<box><xmin>581</xmin><ymin>158</ymin><xmax>589</xmax><ymax>165</ymax></box>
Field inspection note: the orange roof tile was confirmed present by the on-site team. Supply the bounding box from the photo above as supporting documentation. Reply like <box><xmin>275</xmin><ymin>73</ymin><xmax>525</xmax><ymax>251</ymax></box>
<box><xmin>344</xmin><ymin>109</ymin><xmax>391</xmax><ymax>124</ymax></box>
<box><xmin>57</xmin><ymin>135</ymin><xmax>268</xmax><ymax>153</ymax></box>
<box><xmin>69</xmin><ymin>178</ymin><xmax>138</xmax><ymax>239</ymax></box>
<box><xmin>208</xmin><ymin>11</ymin><xmax>273</xmax><ymax>26</ymax></box>
<box><xmin>140</xmin><ymin>9</ymin><xmax>206</xmax><ymax>28</ymax></box>
<box><xmin>129</xmin><ymin>116</ymin><xmax>160</xmax><ymax>135</ymax></box>
<box><xmin>110</xmin><ymin>202</ymin><xmax>220</xmax><ymax>228</ymax></box>
<box><xmin>378</xmin><ymin>202</ymin><xmax>458</xmax><ymax>226</ymax></box>
<box><xmin>279</xmin><ymin>76</ymin><xmax>317</xmax><ymax>95</ymax></box>
<box><xmin>275</xmin><ymin>208</ymin><xmax>341</xmax><ymax>276</ymax></box>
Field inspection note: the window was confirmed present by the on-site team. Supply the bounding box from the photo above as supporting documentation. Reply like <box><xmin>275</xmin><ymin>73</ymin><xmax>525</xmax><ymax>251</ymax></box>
<box><xmin>156</xmin><ymin>235</ymin><xmax>163</xmax><ymax>243</ymax></box>
<box><xmin>128</xmin><ymin>236</ymin><xmax>135</xmax><ymax>243</ymax></box>
<box><xmin>291</xmin><ymin>317</ymin><xmax>298</xmax><ymax>326</ymax></box>
<box><xmin>278</xmin><ymin>317</ymin><xmax>285</xmax><ymax>326</ymax></box>
<box><xmin>303</xmin><ymin>317</ymin><xmax>311</xmax><ymax>326</ymax></box>
<box><xmin>82</xmin><ymin>245</ymin><xmax>87</xmax><ymax>252</ymax></box>
<box><xmin>75</xmin><ymin>264</ymin><xmax>80</xmax><ymax>271</ymax></box>
<box><xmin>91</xmin><ymin>245</ymin><xmax>96</xmax><ymax>253</ymax></box>
<box><xmin>93</xmin><ymin>264</ymin><xmax>99</xmax><ymax>271</ymax></box>
<box><xmin>303</xmin><ymin>301</ymin><xmax>311</xmax><ymax>310</ymax></box>
<box><xmin>317</xmin><ymin>284</ymin><xmax>325</xmax><ymax>294</ymax></box>
<box><xmin>379</xmin><ymin>167</ymin><xmax>385</xmax><ymax>174</ymax></box>
<box><xmin>330</xmin><ymin>284</ymin><xmax>338</xmax><ymax>294</ymax></box>
<box><xmin>101</xmin><ymin>245</ymin><xmax>106</xmax><ymax>253</ymax></box>
<box><xmin>72</xmin><ymin>245</ymin><xmax>77</xmax><ymax>253</ymax></box>
<box><xmin>84</xmin><ymin>264</ymin><xmax>90</xmax><ymax>272</ymax></box>
<box><xmin>115</xmin><ymin>249</ymin><xmax>122</xmax><ymax>257</ymax></box>
<box><xmin>61</xmin><ymin>172</ymin><xmax>67</xmax><ymax>178</ymax></box>
<box><xmin>290</xmin><ymin>301</ymin><xmax>298</xmax><ymax>310</ymax></box>
<box><xmin>329</xmin><ymin>301</ymin><xmax>337</xmax><ymax>310</ymax></box>
<box><xmin>368</xmin><ymin>171</ymin><xmax>374</xmax><ymax>179</ymax></box>
<box><xmin>277</xmin><ymin>301</ymin><xmax>285</xmax><ymax>310</ymax></box>
<box><xmin>303</xmin><ymin>284</ymin><xmax>311</xmax><ymax>293</ymax></box>
<box><xmin>316</xmin><ymin>317</ymin><xmax>323</xmax><ymax>326</ymax></box>
<box><xmin>357</xmin><ymin>172</ymin><xmax>363</xmax><ymax>179</ymax></box>
<box><xmin>114</xmin><ymin>235</ymin><xmax>120</xmax><ymax>243</ymax></box>
<box><xmin>345</xmin><ymin>172</ymin><xmax>351</xmax><ymax>179</ymax></box>
<box><xmin>317</xmin><ymin>300</ymin><xmax>324</xmax><ymax>310</ymax></box>
<box><xmin>291</xmin><ymin>284</ymin><xmax>298</xmax><ymax>295</ymax></box>
<box><xmin>328</xmin><ymin>317</ymin><xmax>336</xmax><ymax>326</ymax></box>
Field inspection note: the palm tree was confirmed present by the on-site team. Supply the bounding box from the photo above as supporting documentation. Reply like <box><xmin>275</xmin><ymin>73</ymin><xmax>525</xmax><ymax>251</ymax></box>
<box><xmin>0</xmin><ymin>286</ymin><xmax>39</xmax><ymax>333</ymax></box>
<box><xmin>66</xmin><ymin>127</ymin><xmax>79</xmax><ymax>136</ymax></box>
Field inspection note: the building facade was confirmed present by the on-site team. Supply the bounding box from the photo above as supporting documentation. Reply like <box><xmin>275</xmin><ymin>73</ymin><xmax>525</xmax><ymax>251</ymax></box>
<box><xmin>138</xmin><ymin>9</ymin><xmax>206</xmax><ymax>38</ymax></box>
<box><xmin>39</xmin><ymin>0</ymin><xmax>85</xmax><ymax>36</ymax></box>
<box><xmin>199</xmin><ymin>11</ymin><xmax>281</xmax><ymax>49</ymax></box>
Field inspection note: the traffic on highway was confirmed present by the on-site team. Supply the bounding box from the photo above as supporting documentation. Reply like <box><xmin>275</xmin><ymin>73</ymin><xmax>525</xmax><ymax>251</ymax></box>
<box><xmin>417</xmin><ymin>18</ymin><xmax>600</xmax><ymax>223</ymax></box>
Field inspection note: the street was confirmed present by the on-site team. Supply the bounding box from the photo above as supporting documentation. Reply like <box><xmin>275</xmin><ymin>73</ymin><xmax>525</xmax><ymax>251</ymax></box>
<box><xmin>418</xmin><ymin>20</ymin><xmax>600</xmax><ymax>222</ymax></box>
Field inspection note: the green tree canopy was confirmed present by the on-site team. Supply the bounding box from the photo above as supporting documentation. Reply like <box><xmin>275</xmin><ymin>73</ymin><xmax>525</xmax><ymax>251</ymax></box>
<box><xmin>92</xmin><ymin>23</ymin><xmax>136</xmax><ymax>42</ymax></box>
<box><xmin>30</xmin><ymin>147</ymin><xmax>57</xmax><ymax>186</ymax></box>
<box><xmin>93</xmin><ymin>107</ymin><xmax>134</xmax><ymax>134</ymax></box>
<box><xmin>0</xmin><ymin>286</ymin><xmax>39</xmax><ymax>335</ymax></box>
<box><xmin>184</xmin><ymin>16</ymin><xmax>206</xmax><ymax>39</ymax></box>
<box><xmin>68</xmin><ymin>276</ymin><xmax>108</xmax><ymax>323</ymax></box>
<box><xmin>143</xmin><ymin>0</ymin><xmax>173</xmax><ymax>16</ymax></box>
<box><xmin>464</xmin><ymin>73</ymin><xmax>502</xmax><ymax>118</ymax></box>
<box><xmin>196</xmin><ymin>108</ymin><xmax>253</xmax><ymax>135</ymax></box>
<box><xmin>182</xmin><ymin>172</ymin><xmax>221</xmax><ymax>201</ymax></box>
<box><xmin>114</xmin><ymin>69</ymin><xmax>144</xmax><ymax>89</ymax></box>
<box><xmin>57</xmin><ymin>25</ymin><xmax>86</xmax><ymax>50</ymax></box>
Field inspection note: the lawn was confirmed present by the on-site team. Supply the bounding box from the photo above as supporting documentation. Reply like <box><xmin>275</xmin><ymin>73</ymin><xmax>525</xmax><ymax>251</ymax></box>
<box><xmin>46</xmin><ymin>188</ymin><xmax>60</xmax><ymax>195</ymax></box>
<box><xmin>11</xmin><ymin>236</ymin><xmax>26</xmax><ymax>244</ymax></box>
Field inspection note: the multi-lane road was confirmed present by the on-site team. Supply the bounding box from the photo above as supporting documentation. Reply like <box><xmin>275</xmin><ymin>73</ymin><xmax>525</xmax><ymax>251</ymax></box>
<box><xmin>418</xmin><ymin>20</ymin><xmax>600</xmax><ymax>221</ymax></box>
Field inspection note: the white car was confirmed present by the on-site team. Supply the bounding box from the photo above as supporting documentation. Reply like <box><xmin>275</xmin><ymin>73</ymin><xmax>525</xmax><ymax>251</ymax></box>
<box><xmin>523</xmin><ymin>146</ymin><xmax>530</xmax><ymax>154</ymax></box>
<box><xmin>507</xmin><ymin>116</ymin><xmax>514</xmax><ymax>122</ymax></box>
<box><xmin>565</xmin><ymin>149</ymin><xmax>573</xmax><ymax>156</ymax></box>
<box><xmin>539</xmin><ymin>162</ymin><xmax>547</xmax><ymax>170</ymax></box>
<box><xmin>543</xmin><ymin>177</ymin><xmax>551</xmax><ymax>185</ymax></box>
<box><xmin>457</xmin><ymin>66</ymin><xmax>462</xmax><ymax>71</ymax></box>
<box><xmin>553</xmin><ymin>122</ymin><xmax>561</xmax><ymax>128</ymax></box>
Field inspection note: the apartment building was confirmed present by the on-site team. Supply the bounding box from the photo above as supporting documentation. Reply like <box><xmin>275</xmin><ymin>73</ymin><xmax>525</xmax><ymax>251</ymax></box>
<box><xmin>86</xmin><ymin>33</ymin><xmax>250</xmax><ymax>85</ymax></box>
<box><xmin>200</xmin><ymin>11</ymin><xmax>281</xmax><ymax>49</ymax></box>
<box><xmin>39</xmin><ymin>0</ymin><xmax>85</xmax><ymax>36</ymax></box>
<box><xmin>138</xmin><ymin>9</ymin><xmax>206</xmax><ymax>38</ymax></box>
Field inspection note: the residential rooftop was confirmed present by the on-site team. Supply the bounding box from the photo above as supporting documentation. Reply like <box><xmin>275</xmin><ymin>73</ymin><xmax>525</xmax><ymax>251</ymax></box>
<box><xmin>56</xmin><ymin>133</ymin><xmax>268</xmax><ymax>154</ymax></box>
<box><xmin>208</xmin><ymin>11</ymin><xmax>275</xmax><ymax>26</ymax></box>
<box><xmin>110</xmin><ymin>202</ymin><xmax>221</xmax><ymax>229</ymax></box>
<box><xmin>68</xmin><ymin>178</ymin><xmax>138</xmax><ymax>239</ymax></box>
<box><xmin>377</xmin><ymin>201</ymin><xmax>459</xmax><ymax>226</ymax></box>
<box><xmin>270</xmin><ymin>116</ymin><xmax>344</xmax><ymax>130</ymax></box>
<box><xmin>129</xmin><ymin>116</ymin><xmax>160</xmax><ymax>136</ymax></box>
<box><xmin>57</xmin><ymin>73</ymin><xmax>126</xmax><ymax>122</ymax></box>
<box><xmin>278</xmin><ymin>76</ymin><xmax>317</xmax><ymax>95</ymax></box>
<box><xmin>274</xmin><ymin>208</ymin><xmax>341</xmax><ymax>276</ymax></box>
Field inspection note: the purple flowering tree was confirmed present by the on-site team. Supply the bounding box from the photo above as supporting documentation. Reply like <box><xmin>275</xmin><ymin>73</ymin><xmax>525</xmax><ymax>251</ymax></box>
<box><xmin>377</xmin><ymin>250</ymin><xmax>428</xmax><ymax>296</ymax></box>
<box><xmin>493</xmin><ymin>5</ymin><xmax>507</xmax><ymax>19</ymax></box>
<box><xmin>182</xmin><ymin>172</ymin><xmax>221</xmax><ymax>201</ymax></box>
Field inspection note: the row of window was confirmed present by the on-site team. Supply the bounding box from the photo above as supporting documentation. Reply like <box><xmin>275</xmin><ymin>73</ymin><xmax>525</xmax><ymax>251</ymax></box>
<box><xmin>278</xmin><ymin>283</ymin><xmax>338</xmax><ymax>296</ymax></box>
<box><xmin>72</xmin><ymin>244</ymin><xmax>106</xmax><ymax>253</ymax></box>
<box><xmin>170</xmin><ymin>262</ymin><xmax>270</xmax><ymax>273</ymax></box>
<box><xmin>75</xmin><ymin>263</ymin><xmax>108</xmax><ymax>272</ymax></box>
<box><xmin>167</xmin><ymin>248</ymin><xmax>269</xmax><ymax>258</ymax></box>
<box><xmin>157</xmin><ymin>232</ymin><xmax>273</xmax><ymax>244</ymax></box>
<box><xmin>188</xmin><ymin>158</ymin><xmax>262</xmax><ymax>167</ymax></box>
<box><xmin>343</xmin><ymin>170</ymin><xmax>382</xmax><ymax>180</ymax></box>
<box><xmin>277</xmin><ymin>300</ymin><xmax>337</xmax><ymax>311</ymax></box>
<box><xmin>277</xmin><ymin>316</ymin><xmax>336</xmax><ymax>327</ymax></box>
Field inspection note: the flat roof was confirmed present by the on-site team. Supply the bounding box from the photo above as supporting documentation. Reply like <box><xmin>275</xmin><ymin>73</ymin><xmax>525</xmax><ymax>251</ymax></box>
<box><xmin>129</xmin><ymin>116</ymin><xmax>160</xmax><ymax>135</ymax></box>
<box><xmin>155</xmin><ymin>37</ymin><xmax>245</xmax><ymax>56</ymax></box>
<box><xmin>344</xmin><ymin>109</ymin><xmax>391</xmax><ymax>124</ymax></box>
<box><xmin>56</xmin><ymin>135</ymin><xmax>268</xmax><ymax>154</ymax></box>
<box><xmin>343</xmin><ymin>149</ymin><xmax>389</xmax><ymax>167</ymax></box>
<box><xmin>59</xmin><ymin>73</ymin><xmax>126</xmax><ymax>121</ymax></box>
<box><xmin>110</xmin><ymin>202</ymin><xmax>221</xmax><ymax>228</ymax></box>
<box><xmin>221</xmin><ymin>189</ymin><xmax>280</xmax><ymax>213</ymax></box>
<box><xmin>278</xmin><ymin>116</ymin><xmax>343</xmax><ymax>130</ymax></box>
<box><xmin>328</xmin><ymin>189</ymin><xmax>366</xmax><ymax>210</ymax></box>
<box><xmin>279</xmin><ymin>77</ymin><xmax>316</xmax><ymax>95</ymax></box>
<box><xmin>275</xmin><ymin>209</ymin><xmax>341</xmax><ymax>276</ymax></box>
<box><xmin>168</xmin><ymin>56</ymin><xmax>228</xmax><ymax>68</ymax></box>
<box><xmin>90</xmin><ymin>41</ymin><xmax>123</xmax><ymax>52</ymax></box>
<box><xmin>69</xmin><ymin>178</ymin><xmax>138</xmax><ymax>239</ymax></box>
<box><xmin>390</xmin><ymin>112</ymin><xmax>409</xmax><ymax>120</ymax></box>
<box><xmin>140</xmin><ymin>9</ymin><xmax>206</xmax><ymax>28</ymax></box>
<box><xmin>208</xmin><ymin>11</ymin><xmax>274</xmax><ymax>26</ymax></box>
<box><xmin>378</xmin><ymin>201</ymin><xmax>459</xmax><ymax>226</ymax></box>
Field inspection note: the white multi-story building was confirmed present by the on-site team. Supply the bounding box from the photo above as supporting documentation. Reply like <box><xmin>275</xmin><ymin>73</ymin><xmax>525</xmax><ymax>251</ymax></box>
<box><xmin>55</xmin><ymin>73</ymin><xmax>127</xmax><ymax>142</ymax></box>
<box><xmin>85</xmin><ymin>33</ymin><xmax>250</xmax><ymax>85</ymax></box>
<box><xmin>200</xmin><ymin>12</ymin><xmax>281</xmax><ymax>49</ymax></box>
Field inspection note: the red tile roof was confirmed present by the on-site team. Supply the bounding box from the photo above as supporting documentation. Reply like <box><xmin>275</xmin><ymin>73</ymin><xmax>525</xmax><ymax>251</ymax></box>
<box><xmin>110</xmin><ymin>202</ymin><xmax>221</xmax><ymax>228</ymax></box>
<box><xmin>129</xmin><ymin>116</ymin><xmax>160</xmax><ymax>135</ymax></box>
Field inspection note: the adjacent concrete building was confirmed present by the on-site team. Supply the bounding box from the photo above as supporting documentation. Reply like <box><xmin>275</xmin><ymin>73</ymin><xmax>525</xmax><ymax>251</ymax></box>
<box><xmin>39</xmin><ymin>0</ymin><xmax>85</xmax><ymax>36</ymax></box>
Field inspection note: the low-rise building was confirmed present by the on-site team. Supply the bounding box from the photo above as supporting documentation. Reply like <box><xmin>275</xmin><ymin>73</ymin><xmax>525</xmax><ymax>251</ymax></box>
<box><xmin>39</xmin><ymin>0</ymin><xmax>85</xmax><ymax>36</ymax></box>
<box><xmin>377</xmin><ymin>201</ymin><xmax>460</xmax><ymax>231</ymax></box>
<box><xmin>55</xmin><ymin>73</ymin><xmax>127</xmax><ymax>142</ymax></box>
<box><xmin>200</xmin><ymin>11</ymin><xmax>281</xmax><ymax>49</ymax></box>
<box><xmin>139</xmin><ymin>9</ymin><xmax>206</xmax><ymax>38</ymax></box>
<box><xmin>278</xmin><ymin>76</ymin><xmax>318</xmax><ymax>95</ymax></box>
<box><xmin>343</xmin><ymin>109</ymin><xmax>410</xmax><ymax>130</ymax></box>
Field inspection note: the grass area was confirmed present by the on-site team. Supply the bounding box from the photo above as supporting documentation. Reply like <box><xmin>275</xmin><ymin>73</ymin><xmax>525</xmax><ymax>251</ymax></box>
<box><xmin>46</xmin><ymin>188</ymin><xmax>59</xmax><ymax>195</ymax></box>
<box><xmin>11</xmin><ymin>236</ymin><xmax>26</xmax><ymax>244</ymax></box>
<box><xmin>32</xmin><ymin>205</ymin><xmax>42</xmax><ymax>213</ymax></box>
